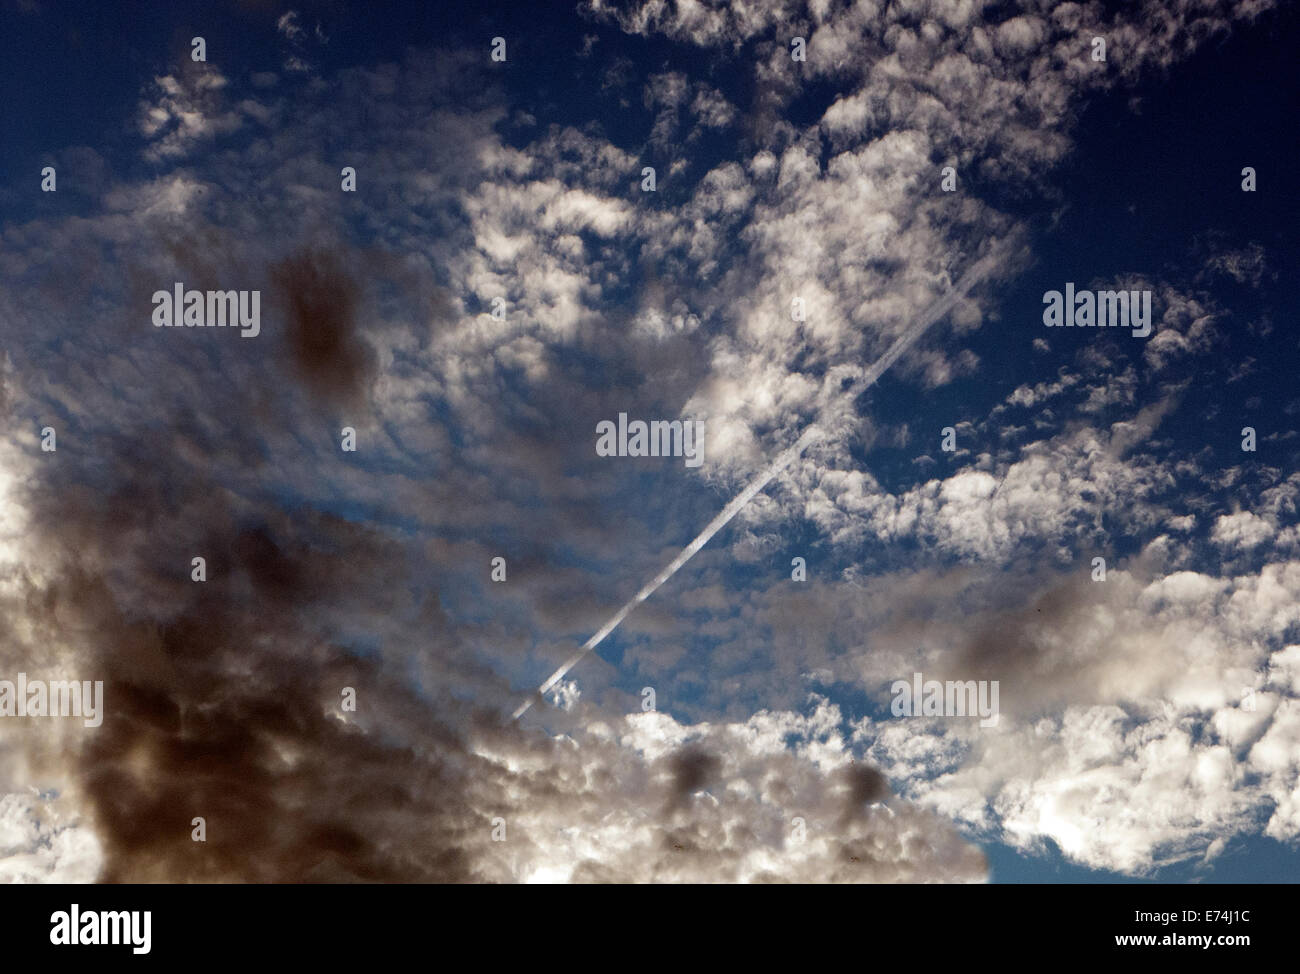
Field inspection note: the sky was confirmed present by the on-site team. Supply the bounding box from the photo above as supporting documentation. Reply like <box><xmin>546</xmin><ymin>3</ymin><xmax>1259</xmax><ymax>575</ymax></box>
<box><xmin>0</xmin><ymin>0</ymin><xmax>1297</xmax><ymax>884</ymax></box>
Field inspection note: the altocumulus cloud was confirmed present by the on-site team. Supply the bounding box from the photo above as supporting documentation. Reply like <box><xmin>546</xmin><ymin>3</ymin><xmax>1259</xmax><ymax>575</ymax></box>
<box><xmin>0</xmin><ymin>0</ymin><xmax>1291</xmax><ymax>882</ymax></box>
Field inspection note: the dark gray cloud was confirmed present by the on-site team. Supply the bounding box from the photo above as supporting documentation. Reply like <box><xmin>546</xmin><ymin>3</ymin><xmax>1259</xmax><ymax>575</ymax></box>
<box><xmin>270</xmin><ymin>246</ymin><xmax>376</xmax><ymax>407</ymax></box>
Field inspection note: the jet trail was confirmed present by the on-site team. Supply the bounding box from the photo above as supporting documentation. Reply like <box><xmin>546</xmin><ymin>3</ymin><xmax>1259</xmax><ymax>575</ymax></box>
<box><xmin>512</xmin><ymin>252</ymin><xmax>1001</xmax><ymax>720</ymax></box>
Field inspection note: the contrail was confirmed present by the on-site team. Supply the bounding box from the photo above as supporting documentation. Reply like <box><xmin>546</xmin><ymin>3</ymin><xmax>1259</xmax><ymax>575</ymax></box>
<box><xmin>512</xmin><ymin>251</ymin><xmax>1001</xmax><ymax>719</ymax></box>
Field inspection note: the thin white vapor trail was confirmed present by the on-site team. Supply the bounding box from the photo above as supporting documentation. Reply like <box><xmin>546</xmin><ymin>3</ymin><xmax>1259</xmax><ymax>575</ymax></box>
<box><xmin>512</xmin><ymin>251</ymin><xmax>1002</xmax><ymax>719</ymax></box>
